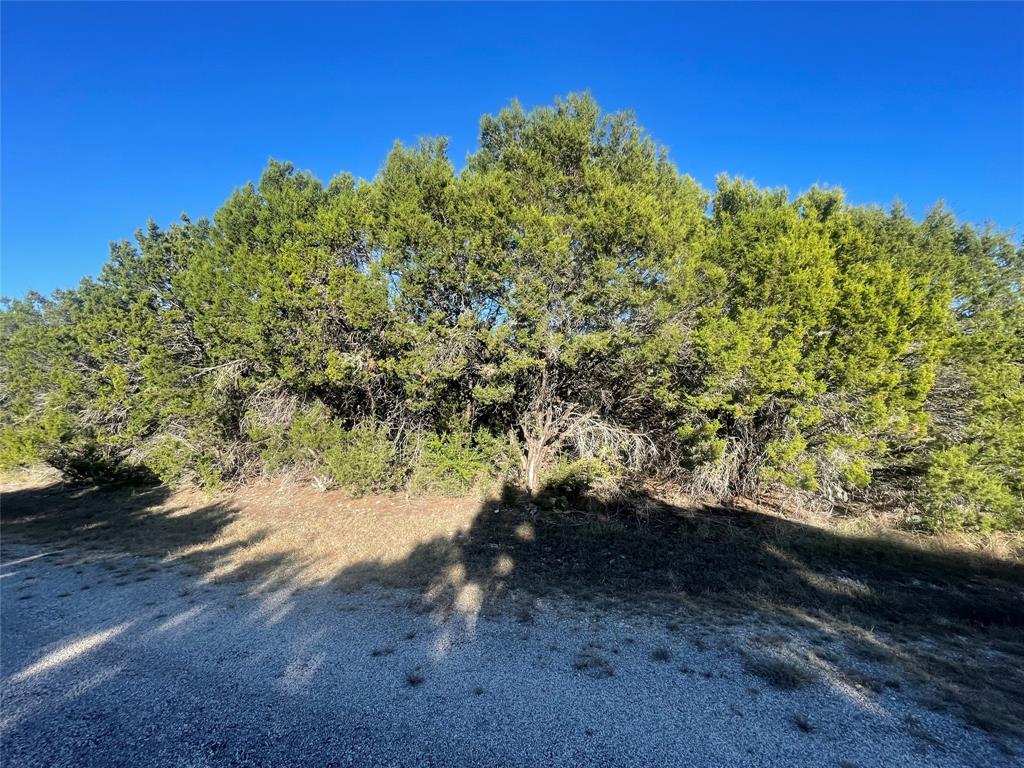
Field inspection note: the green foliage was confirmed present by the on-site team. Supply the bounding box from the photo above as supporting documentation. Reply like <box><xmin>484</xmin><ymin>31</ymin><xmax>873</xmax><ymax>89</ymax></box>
<box><xmin>924</xmin><ymin>445</ymin><xmax>1021</xmax><ymax>532</ymax></box>
<box><xmin>319</xmin><ymin>425</ymin><xmax>397</xmax><ymax>494</ymax></box>
<box><xmin>410</xmin><ymin>430</ymin><xmax>512</xmax><ymax>496</ymax></box>
<box><xmin>143</xmin><ymin>436</ymin><xmax>225</xmax><ymax>491</ymax></box>
<box><xmin>917</xmin><ymin>226</ymin><xmax>1024</xmax><ymax>531</ymax></box>
<box><xmin>1</xmin><ymin>94</ymin><xmax>1019</xmax><ymax>532</ymax></box>
<box><xmin>254</xmin><ymin>404</ymin><xmax>398</xmax><ymax>494</ymax></box>
<box><xmin>541</xmin><ymin>457</ymin><xmax>614</xmax><ymax>500</ymax></box>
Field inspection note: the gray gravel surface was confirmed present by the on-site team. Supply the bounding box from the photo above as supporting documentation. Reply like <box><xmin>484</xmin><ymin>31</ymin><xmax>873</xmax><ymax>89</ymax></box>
<box><xmin>2</xmin><ymin>542</ymin><xmax>1018</xmax><ymax>767</ymax></box>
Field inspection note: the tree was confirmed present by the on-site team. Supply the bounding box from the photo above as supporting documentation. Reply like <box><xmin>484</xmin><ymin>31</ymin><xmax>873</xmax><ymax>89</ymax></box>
<box><xmin>457</xmin><ymin>94</ymin><xmax>706</xmax><ymax>492</ymax></box>
<box><xmin>922</xmin><ymin>226</ymin><xmax>1023</xmax><ymax>530</ymax></box>
<box><xmin>1</xmin><ymin>94</ymin><xmax>1019</xmax><ymax>529</ymax></box>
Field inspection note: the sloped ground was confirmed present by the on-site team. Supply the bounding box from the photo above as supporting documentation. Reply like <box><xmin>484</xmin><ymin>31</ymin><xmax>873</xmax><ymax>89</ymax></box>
<box><xmin>2</xmin><ymin>476</ymin><xmax>1022</xmax><ymax>766</ymax></box>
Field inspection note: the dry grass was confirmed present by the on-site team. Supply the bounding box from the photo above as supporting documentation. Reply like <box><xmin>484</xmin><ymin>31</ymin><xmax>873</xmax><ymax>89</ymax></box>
<box><xmin>790</xmin><ymin>712</ymin><xmax>816</xmax><ymax>733</ymax></box>
<box><xmin>0</xmin><ymin>471</ymin><xmax>480</xmax><ymax>593</ymax></box>
<box><xmin>2</xmin><ymin>471</ymin><xmax>1023</xmax><ymax>737</ymax></box>
<box><xmin>839</xmin><ymin>669</ymin><xmax>887</xmax><ymax>696</ymax></box>
<box><xmin>742</xmin><ymin>652</ymin><xmax>819</xmax><ymax>691</ymax></box>
<box><xmin>573</xmin><ymin>647</ymin><xmax>615</xmax><ymax>679</ymax></box>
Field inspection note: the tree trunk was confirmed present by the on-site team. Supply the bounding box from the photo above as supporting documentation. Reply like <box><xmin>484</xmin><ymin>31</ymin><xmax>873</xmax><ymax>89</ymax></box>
<box><xmin>524</xmin><ymin>436</ymin><xmax>545</xmax><ymax>495</ymax></box>
<box><xmin>517</xmin><ymin>364</ymin><xmax>573</xmax><ymax>496</ymax></box>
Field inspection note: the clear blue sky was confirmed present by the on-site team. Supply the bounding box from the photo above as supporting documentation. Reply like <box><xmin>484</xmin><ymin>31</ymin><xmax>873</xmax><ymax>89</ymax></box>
<box><xmin>2</xmin><ymin>2</ymin><xmax>1022</xmax><ymax>298</ymax></box>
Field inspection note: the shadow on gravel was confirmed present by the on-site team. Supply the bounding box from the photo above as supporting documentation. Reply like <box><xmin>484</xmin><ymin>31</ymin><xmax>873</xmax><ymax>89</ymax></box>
<box><xmin>3</xmin><ymin>479</ymin><xmax>1024</xmax><ymax>739</ymax></box>
<box><xmin>321</xmin><ymin>484</ymin><xmax>1024</xmax><ymax>738</ymax></box>
<box><xmin>335</xmin><ymin>484</ymin><xmax>1024</xmax><ymax>631</ymax></box>
<box><xmin>0</xmin><ymin>481</ymin><xmax>249</xmax><ymax>565</ymax></box>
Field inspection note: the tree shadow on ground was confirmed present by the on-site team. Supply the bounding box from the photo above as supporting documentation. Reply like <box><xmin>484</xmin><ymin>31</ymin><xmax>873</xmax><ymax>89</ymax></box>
<box><xmin>2</xmin><ymin>478</ymin><xmax>1023</xmax><ymax>739</ymax></box>
<box><xmin>327</xmin><ymin>485</ymin><xmax>1023</xmax><ymax>629</ymax></box>
<box><xmin>324</xmin><ymin>485</ymin><xmax>1024</xmax><ymax>737</ymax></box>
<box><xmin>0</xmin><ymin>480</ymin><xmax>254</xmax><ymax>568</ymax></box>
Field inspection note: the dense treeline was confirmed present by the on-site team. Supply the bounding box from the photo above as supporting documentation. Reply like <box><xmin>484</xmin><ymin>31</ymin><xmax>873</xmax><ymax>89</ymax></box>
<box><xmin>2</xmin><ymin>95</ymin><xmax>1021</xmax><ymax>531</ymax></box>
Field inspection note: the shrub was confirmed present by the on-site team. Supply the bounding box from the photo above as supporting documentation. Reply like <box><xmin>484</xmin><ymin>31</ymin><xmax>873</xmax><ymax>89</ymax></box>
<box><xmin>320</xmin><ymin>424</ymin><xmax>397</xmax><ymax>494</ymax></box>
<box><xmin>0</xmin><ymin>426</ymin><xmax>44</xmax><ymax>472</ymax></box>
<box><xmin>410</xmin><ymin>429</ymin><xmax>512</xmax><ymax>496</ymax></box>
<box><xmin>540</xmin><ymin>457</ymin><xmax>614</xmax><ymax>500</ymax></box>
<box><xmin>141</xmin><ymin>436</ymin><xmax>225</xmax><ymax>491</ymax></box>
<box><xmin>49</xmin><ymin>440</ymin><xmax>133</xmax><ymax>484</ymax></box>
<box><xmin>1</xmin><ymin>95</ymin><xmax>1019</xmax><ymax>531</ymax></box>
<box><xmin>922</xmin><ymin>445</ymin><xmax>1023</xmax><ymax>533</ymax></box>
<box><xmin>252</xmin><ymin>403</ymin><xmax>397</xmax><ymax>494</ymax></box>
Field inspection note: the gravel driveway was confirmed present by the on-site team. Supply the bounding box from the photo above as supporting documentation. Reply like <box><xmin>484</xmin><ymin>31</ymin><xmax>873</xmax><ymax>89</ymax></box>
<box><xmin>1</xmin><ymin>542</ymin><xmax>1017</xmax><ymax>767</ymax></box>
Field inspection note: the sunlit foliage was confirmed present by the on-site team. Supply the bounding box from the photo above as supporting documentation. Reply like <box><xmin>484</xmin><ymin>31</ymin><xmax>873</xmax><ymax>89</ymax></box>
<box><xmin>2</xmin><ymin>95</ymin><xmax>1020</xmax><ymax>530</ymax></box>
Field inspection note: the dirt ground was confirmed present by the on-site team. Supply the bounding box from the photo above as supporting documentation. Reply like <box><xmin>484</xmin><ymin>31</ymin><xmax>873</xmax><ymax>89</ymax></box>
<box><xmin>2</xmin><ymin>471</ymin><xmax>1023</xmax><ymax>763</ymax></box>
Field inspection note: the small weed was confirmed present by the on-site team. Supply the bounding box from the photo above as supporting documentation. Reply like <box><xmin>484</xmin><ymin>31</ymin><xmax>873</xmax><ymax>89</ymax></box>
<box><xmin>791</xmin><ymin>712</ymin><xmax>815</xmax><ymax>733</ymax></box>
<box><xmin>405</xmin><ymin>670</ymin><xmax>425</xmax><ymax>687</ymax></box>
<box><xmin>651</xmin><ymin>646</ymin><xmax>672</xmax><ymax>662</ymax></box>
<box><xmin>515</xmin><ymin>607</ymin><xmax>535</xmax><ymax>625</ymax></box>
<box><xmin>904</xmin><ymin>714</ymin><xmax>943</xmax><ymax>748</ymax></box>
<box><xmin>842</xmin><ymin>670</ymin><xmax>885</xmax><ymax>695</ymax></box>
<box><xmin>742</xmin><ymin>652</ymin><xmax>818</xmax><ymax>690</ymax></box>
<box><xmin>573</xmin><ymin>649</ymin><xmax>615</xmax><ymax>679</ymax></box>
<box><xmin>371</xmin><ymin>647</ymin><xmax>396</xmax><ymax>658</ymax></box>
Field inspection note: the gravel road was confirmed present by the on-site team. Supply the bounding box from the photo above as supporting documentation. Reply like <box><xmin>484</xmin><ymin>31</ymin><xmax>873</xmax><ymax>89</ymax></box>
<box><xmin>1</xmin><ymin>542</ymin><xmax>1017</xmax><ymax>767</ymax></box>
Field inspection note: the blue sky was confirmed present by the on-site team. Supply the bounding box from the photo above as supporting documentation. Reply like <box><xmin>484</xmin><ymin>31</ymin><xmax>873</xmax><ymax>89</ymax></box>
<box><xmin>2</xmin><ymin>2</ymin><xmax>1022</xmax><ymax>298</ymax></box>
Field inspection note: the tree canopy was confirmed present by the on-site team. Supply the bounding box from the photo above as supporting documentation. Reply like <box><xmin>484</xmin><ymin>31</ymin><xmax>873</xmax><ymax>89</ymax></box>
<box><xmin>2</xmin><ymin>94</ymin><xmax>1020</xmax><ymax>531</ymax></box>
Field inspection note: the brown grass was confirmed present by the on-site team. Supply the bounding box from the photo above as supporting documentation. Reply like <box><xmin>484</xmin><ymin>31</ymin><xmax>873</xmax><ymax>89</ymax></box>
<box><xmin>2</xmin><ymin>471</ymin><xmax>1023</xmax><ymax>736</ymax></box>
<box><xmin>573</xmin><ymin>649</ymin><xmax>615</xmax><ymax>679</ymax></box>
<box><xmin>742</xmin><ymin>652</ymin><xmax>819</xmax><ymax>690</ymax></box>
